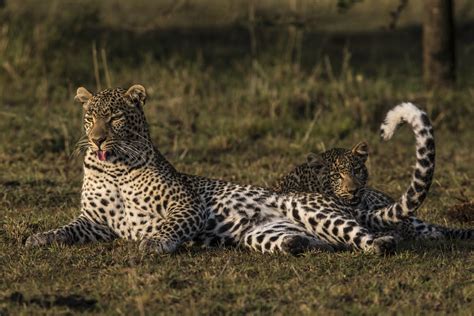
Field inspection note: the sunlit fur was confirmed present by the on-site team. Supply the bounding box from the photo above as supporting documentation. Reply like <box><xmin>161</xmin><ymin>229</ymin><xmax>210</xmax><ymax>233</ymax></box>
<box><xmin>73</xmin><ymin>88</ymin><xmax>152</xmax><ymax>164</ymax></box>
<box><xmin>28</xmin><ymin>87</ymin><xmax>430</xmax><ymax>255</ymax></box>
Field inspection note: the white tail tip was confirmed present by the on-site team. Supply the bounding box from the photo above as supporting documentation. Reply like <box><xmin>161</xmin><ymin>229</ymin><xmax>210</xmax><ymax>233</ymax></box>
<box><xmin>380</xmin><ymin>102</ymin><xmax>424</xmax><ymax>141</ymax></box>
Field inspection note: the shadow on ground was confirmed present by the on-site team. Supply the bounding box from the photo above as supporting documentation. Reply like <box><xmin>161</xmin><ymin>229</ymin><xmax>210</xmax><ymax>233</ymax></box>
<box><xmin>5</xmin><ymin>292</ymin><xmax>97</xmax><ymax>312</ymax></box>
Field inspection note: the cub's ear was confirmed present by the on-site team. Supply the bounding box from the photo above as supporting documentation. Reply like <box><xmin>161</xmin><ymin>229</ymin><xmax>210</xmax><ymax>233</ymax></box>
<box><xmin>125</xmin><ymin>84</ymin><xmax>147</xmax><ymax>106</ymax></box>
<box><xmin>74</xmin><ymin>87</ymin><xmax>93</xmax><ymax>104</ymax></box>
<box><xmin>307</xmin><ymin>152</ymin><xmax>325</xmax><ymax>168</ymax></box>
<box><xmin>351</xmin><ymin>141</ymin><xmax>369</xmax><ymax>161</ymax></box>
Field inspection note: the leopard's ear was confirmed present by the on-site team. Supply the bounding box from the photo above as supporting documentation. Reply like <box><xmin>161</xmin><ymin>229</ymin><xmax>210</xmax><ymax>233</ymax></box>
<box><xmin>351</xmin><ymin>141</ymin><xmax>369</xmax><ymax>162</ymax></box>
<box><xmin>74</xmin><ymin>87</ymin><xmax>93</xmax><ymax>106</ymax></box>
<box><xmin>307</xmin><ymin>152</ymin><xmax>325</xmax><ymax>168</ymax></box>
<box><xmin>125</xmin><ymin>84</ymin><xmax>147</xmax><ymax>107</ymax></box>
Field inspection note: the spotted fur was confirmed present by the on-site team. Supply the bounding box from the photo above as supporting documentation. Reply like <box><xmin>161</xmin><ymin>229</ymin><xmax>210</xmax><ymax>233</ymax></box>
<box><xmin>26</xmin><ymin>85</ymin><xmax>413</xmax><ymax>255</ymax></box>
<box><xmin>273</xmin><ymin>141</ymin><xmax>369</xmax><ymax>205</ymax></box>
<box><xmin>274</xmin><ymin>103</ymin><xmax>473</xmax><ymax>241</ymax></box>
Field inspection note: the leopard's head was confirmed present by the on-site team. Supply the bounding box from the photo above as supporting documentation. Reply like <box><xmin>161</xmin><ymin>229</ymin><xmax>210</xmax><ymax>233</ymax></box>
<box><xmin>307</xmin><ymin>142</ymin><xmax>369</xmax><ymax>204</ymax></box>
<box><xmin>74</xmin><ymin>85</ymin><xmax>150</xmax><ymax>162</ymax></box>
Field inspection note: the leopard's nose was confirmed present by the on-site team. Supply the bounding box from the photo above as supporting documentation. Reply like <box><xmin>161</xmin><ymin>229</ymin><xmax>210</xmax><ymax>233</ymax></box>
<box><xmin>92</xmin><ymin>136</ymin><xmax>106</xmax><ymax>147</ymax></box>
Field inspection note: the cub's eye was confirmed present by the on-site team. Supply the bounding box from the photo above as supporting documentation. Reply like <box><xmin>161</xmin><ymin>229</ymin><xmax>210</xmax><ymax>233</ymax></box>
<box><xmin>354</xmin><ymin>168</ymin><xmax>365</xmax><ymax>177</ymax></box>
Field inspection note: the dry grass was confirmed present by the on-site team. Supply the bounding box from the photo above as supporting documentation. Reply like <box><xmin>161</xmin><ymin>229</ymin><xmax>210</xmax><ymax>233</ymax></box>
<box><xmin>1</xmin><ymin>60</ymin><xmax>473</xmax><ymax>314</ymax></box>
<box><xmin>0</xmin><ymin>1</ymin><xmax>473</xmax><ymax>314</ymax></box>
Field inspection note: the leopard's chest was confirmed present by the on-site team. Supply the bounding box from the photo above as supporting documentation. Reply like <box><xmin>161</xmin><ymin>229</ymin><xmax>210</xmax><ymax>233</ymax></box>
<box><xmin>82</xmin><ymin>168</ymin><xmax>170</xmax><ymax>240</ymax></box>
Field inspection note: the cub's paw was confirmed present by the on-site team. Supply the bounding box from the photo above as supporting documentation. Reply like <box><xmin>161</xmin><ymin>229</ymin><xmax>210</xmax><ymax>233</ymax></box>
<box><xmin>419</xmin><ymin>231</ymin><xmax>444</xmax><ymax>240</ymax></box>
<box><xmin>371</xmin><ymin>235</ymin><xmax>397</xmax><ymax>255</ymax></box>
<box><xmin>139</xmin><ymin>238</ymin><xmax>178</xmax><ymax>254</ymax></box>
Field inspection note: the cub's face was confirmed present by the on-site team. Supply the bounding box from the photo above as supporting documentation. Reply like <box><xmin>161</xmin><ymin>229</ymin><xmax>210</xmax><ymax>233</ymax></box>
<box><xmin>307</xmin><ymin>142</ymin><xmax>369</xmax><ymax>203</ymax></box>
<box><xmin>74</xmin><ymin>85</ymin><xmax>148</xmax><ymax>162</ymax></box>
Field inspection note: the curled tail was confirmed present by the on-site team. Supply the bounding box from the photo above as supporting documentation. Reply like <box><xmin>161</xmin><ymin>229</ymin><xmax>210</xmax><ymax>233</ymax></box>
<box><xmin>375</xmin><ymin>102</ymin><xmax>435</xmax><ymax>222</ymax></box>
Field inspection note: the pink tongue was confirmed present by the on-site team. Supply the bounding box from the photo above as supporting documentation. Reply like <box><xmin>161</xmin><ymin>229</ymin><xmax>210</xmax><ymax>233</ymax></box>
<box><xmin>97</xmin><ymin>150</ymin><xmax>107</xmax><ymax>161</ymax></box>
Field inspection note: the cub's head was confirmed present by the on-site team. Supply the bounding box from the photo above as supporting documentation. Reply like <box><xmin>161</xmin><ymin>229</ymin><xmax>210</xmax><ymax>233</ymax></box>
<box><xmin>74</xmin><ymin>85</ymin><xmax>149</xmax><ymax>162</ymax></box>
<box><xmin>307</xmin><ymin>142</ymin><xmax>369</xmax><ymax>203</ymax></box>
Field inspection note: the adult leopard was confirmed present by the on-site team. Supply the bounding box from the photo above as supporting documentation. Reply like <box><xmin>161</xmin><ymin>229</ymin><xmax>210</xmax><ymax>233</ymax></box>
<box><xmin>25</xmin><ymin>86</ymin><xmax>423</xmax><ymax>254</ymax></box>
<box><xmin>273</xmin><ymin>103</ymin><xmax>473</xmax><ymax>241</ymax></box>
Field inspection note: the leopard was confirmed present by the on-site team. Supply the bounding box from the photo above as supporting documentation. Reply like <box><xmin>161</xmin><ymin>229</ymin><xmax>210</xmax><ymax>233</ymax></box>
<box><xmin>25</xmin><ymin>86</ymin><xmax>428</xmax><ymax>255</ymax></box>
<box><xmin>273</xmin><ymin>102</ymin><xmax>473</xmax><ymax>241</ymax></box>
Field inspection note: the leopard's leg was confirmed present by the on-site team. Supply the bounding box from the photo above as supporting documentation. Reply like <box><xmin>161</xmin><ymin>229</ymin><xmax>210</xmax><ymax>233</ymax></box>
<box><xmin>314</xmin><ymin>213</ymin><xmax>396</xmax><ymax>254</ymax></box>
<box><xmin>25</xmin><ymin>214</ymin><xmax>117</xmax><ymax>247</ymax></box>
<box><xmin>241</xmin><ymin>219</ymin><xmax>334</xmax><ymax>255</ymax></box>
<box><xmin>284</xmin><ymin>201</ymin><xmax>397</xmax><ymax>254</ymax></box>
<box><xmin>139</xmin><ymin>189</ymin><xmax>208</xmax><ymax>254</ymax></box>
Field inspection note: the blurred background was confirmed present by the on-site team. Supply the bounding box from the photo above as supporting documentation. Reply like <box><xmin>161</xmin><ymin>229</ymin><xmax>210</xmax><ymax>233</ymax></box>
<box><xmin>0</xmin><ymin>0</ymin><xmax>473</xmax><ymax>185</ymax></box>
<box><xmin>1</xmin><ymin>0</ymin><xmax>473</xmax><ymax>101</ymax></box>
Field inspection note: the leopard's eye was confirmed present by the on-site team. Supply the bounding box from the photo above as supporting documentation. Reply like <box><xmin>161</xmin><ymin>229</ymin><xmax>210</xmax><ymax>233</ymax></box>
<box><xmin>109</xmin><ymin>113</ymin><xmax>125</xmax><ymax>126</ymax></box>
<box><xmin>110</xmin><ymin>112</ymin><xmax>124</xmax><ymax>121</ymax></box>
<box><xmin>83</xmin><ymin>114</ymin><xmax>93</xmax><ymax>127</ymax></box>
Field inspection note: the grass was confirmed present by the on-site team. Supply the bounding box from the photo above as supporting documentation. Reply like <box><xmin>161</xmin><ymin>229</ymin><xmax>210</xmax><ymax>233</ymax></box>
<box><xmin>1</xmin><ymin>1</ymin><xmax>474</xmax><ymax>314</ymax></box>
<box><xmin>1</xmin><ymin>60</ymin><xmax>473</xmax><ymax>314</ymax></box>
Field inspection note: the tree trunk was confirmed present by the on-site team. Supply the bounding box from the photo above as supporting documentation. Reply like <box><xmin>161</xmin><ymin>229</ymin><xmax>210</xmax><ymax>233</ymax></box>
<box><xmin>423</xmin><ymin>0</ymin><xmax>456</xmax><ymax>88</ymax></box>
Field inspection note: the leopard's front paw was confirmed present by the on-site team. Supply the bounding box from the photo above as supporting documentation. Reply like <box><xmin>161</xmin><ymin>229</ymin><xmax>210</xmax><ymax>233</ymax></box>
<box><xmin>139</xmin><ymin>238</ymin><xmax>178</xmax><ymax>254</ymax></box>
<box><xmin>25</xmin><ymin>232</ymin><xmax>54</xmax><ymax>247</ymax></box>
<box><xmin>25</xmin><ymin>231</ymin><xmax>70</xmax><ymax>247</ymax></box>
